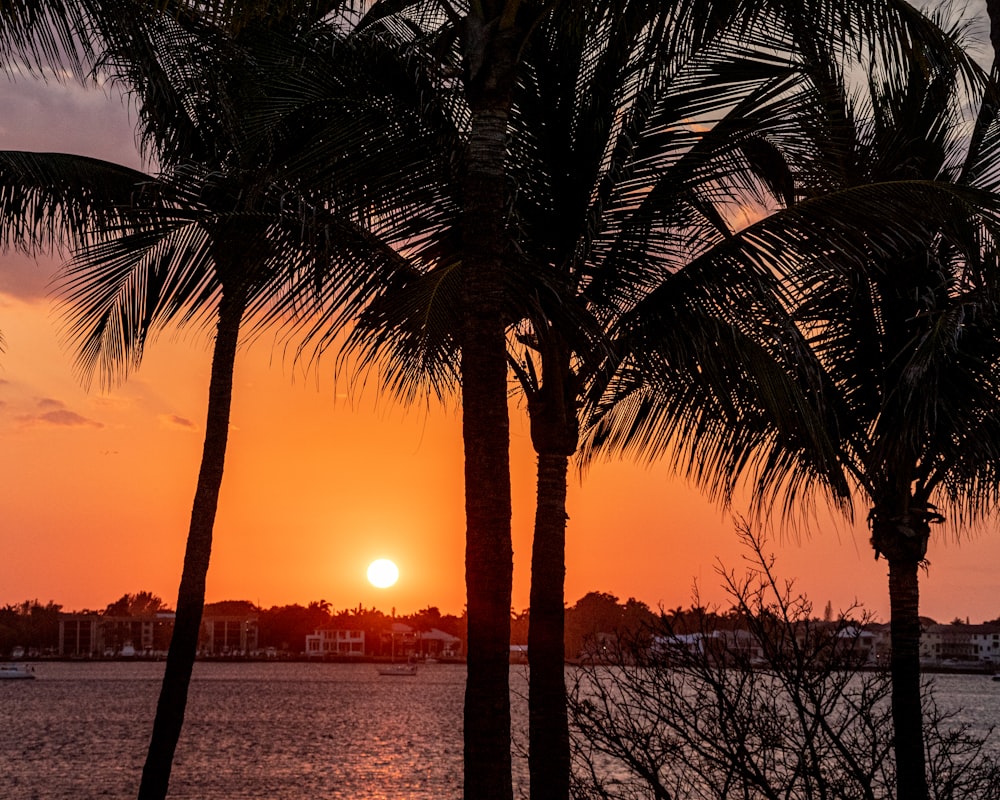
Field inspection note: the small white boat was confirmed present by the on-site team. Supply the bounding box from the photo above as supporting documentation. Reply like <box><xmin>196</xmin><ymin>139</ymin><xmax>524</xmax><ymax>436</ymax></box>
<box><xmin>0</xmin><ymin>664</ymin><xmax>35</xmax><ymax>680</ymax></box>
<box><xmin>376</xmin><ymin>662</ymin><xmax>418</xmax><ymax>677</ymax></box>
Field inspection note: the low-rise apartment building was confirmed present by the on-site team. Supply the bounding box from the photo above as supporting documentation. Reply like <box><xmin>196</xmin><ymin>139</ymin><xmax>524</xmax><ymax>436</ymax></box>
<box><xmin>58</xmin><ymin>610</ymin><xmax>259</xmax><ymax>657</ymax></box>
<box><xmin>919</xmin><ymin>622</ymin><xmax>1000</xmax><ymax>667</ymax></box>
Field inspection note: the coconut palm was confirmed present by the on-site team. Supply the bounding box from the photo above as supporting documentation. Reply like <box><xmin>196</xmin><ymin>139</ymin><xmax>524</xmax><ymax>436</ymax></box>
<box><xmin>87</xmin><ymin>9</ymin><xmax>420</xmax><ymax>798</ymax></box>
<box><xmin>252</xmin><ymin>8</ymin><xmax>540</xmax><ymax>788</ymax></box>
<box><xmin>506</xmin><ymin>8</ymin><xmax>806</xmax><ymax>797</ymax></box>
<box><xmin>584</xmin><ymin>15</ymin><xmax>1000</xmax><ymax>800</ymax></box>
<box><xmin>452</xmin><ymin>7</ymin><xmax>536</xmax><ymax>795</ymax></box>
<box><xmin>4</xmin><ymin>2</ymin><xmax>519</xmax><ymax>797</ymax></box>
<box><xmin>510</xmin><ymin>5</ymin><xmax>979</xmax><ymax>795</ymax></box>
<box><xmin>778</xmin><ymin>39</ymin><xmax>1000</xmax><ymax>800</ymax></box>
<box><xmin>1</xmin><ymin>3</ymin><xmax>418</xmax><ymax>798</ymax></box>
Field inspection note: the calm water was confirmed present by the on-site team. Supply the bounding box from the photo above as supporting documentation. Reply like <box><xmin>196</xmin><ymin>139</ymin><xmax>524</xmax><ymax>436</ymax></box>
<box><xmin>0</xmin><ymin>661</ymin><xmax>530</xmax><ymax>800</ymax></box>
<box><xmin>0</xmin><ymin>663</ymin><xmax>995</xmax><ymax>800</ymax></box>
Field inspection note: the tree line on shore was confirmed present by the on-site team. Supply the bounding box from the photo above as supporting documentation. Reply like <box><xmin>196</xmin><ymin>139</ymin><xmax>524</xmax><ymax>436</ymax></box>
<box><xmin>7</xmin><ymin>586</ymin><xmax>997</xmax><ymax>661</ymax></box>
<box><xmin>2</xmin><ymin>590</ymin><xmax>653</xmax><ymax>658</ymax></box>
<box><xmin>0</xmin><ymin>593</ymin><xmax>467</xmax><ymax>657</ymax></box>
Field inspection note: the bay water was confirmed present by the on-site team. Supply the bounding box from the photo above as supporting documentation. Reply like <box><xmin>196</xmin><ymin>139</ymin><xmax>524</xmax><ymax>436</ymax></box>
<box><xmin>0</xmin><ymin>661</ymin><xmax>530</xmax><ymax>800</ymax></box>
<box><xmin>0</xmin><ymin>662</ymin><xmax>995</xmax><ymax>799</ymax></box>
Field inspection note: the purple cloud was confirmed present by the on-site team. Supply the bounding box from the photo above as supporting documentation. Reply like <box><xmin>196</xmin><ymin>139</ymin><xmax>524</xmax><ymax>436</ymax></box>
<box><xmin>14</xmin><ymin>398</ymin><xmax>102</xmax><ymax>428</ymax></box>
<box><xmin>161</xmin><ymin>413</ymin><xmax>196</xmax><ymax>430</ymax></box>
<box><xmin>38</xmin><ymin>408</ymin><xmax>103</xmax><ymax>427</ymax></box>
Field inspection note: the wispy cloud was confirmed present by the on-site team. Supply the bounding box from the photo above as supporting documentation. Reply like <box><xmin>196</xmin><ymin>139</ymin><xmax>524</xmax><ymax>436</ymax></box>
<box><xmin>160</xmin><ymin>413</ymin><xmax>196</xmax><ymax>431</ymax></box>
<box><xmin>15</xmin><ymin>398</ymin><xmax>103</xmax><ymax>428</ymax></box>
<box><xmin>41</xmin><ymin>409</ymin><xmax>103</xmax><ymax>427</ymax></box>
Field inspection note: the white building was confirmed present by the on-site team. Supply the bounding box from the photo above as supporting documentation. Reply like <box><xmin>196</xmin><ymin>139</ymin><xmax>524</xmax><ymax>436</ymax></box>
<box><xmin>920</xmin><ymin>623</ymin><xmax>1000</xmax><ymax>666</ymax></box>
<box><xmin>305</xmin><ymin>628</ymin><xmax>366</xmax><ymax>657</ymax></box>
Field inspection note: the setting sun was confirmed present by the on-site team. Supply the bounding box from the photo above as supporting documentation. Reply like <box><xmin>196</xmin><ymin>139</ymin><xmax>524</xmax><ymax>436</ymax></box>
<box><xmin>367</xmin><ymin>559</ymin><xmax>400</xmax><ymax>589</ymax></box>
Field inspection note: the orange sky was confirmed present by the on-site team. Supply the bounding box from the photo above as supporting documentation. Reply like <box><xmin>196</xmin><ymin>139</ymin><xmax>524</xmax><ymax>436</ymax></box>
<box><xmin>1</xmin><ymin>64</ymin><xmax>998</xmax><ymax>625</ymax></box>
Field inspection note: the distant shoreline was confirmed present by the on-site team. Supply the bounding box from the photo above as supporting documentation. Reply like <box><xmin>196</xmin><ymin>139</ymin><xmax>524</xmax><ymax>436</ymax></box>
<box><xmin>8</xmin><ymin>654</ymin><xmax>998</xmax><ymax>675</ymax></box>
<box><xmin>7</xmin><ymin>653</ymin><xmax>468</xmax><ymax>664</ymax></box>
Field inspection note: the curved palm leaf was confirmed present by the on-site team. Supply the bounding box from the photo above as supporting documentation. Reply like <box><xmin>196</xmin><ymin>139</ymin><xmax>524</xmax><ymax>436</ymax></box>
<box><xmin>0</xmin><ymin>152</ymin><xmax>160</xmax><ymax>252</ymax></box>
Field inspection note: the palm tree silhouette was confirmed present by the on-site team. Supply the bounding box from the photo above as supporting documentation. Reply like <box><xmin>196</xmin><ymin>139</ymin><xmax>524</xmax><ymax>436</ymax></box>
<box><xmin>587</xmin><ymin>18</ymin><xmax>1000</xmax><ymax>799</ymax></box>
<box><xmin>0</xmin><ymin>4</ymin><xmax>410</xmax><ymax>797</ymax></box>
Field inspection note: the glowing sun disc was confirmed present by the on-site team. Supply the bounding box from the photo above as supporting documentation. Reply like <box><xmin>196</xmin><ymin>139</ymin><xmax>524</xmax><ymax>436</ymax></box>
<box><xmin>367</xmin><ymin>559</ymin><xmax>399</xmax><ymax>589</ymax></box>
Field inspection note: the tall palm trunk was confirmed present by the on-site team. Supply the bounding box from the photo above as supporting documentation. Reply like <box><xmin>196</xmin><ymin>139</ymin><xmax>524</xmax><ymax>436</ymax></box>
<box><xmin>887</xmin><ymin>555</ymin><xmax>926</xmax><ymax>800</ymax></box>
<box><xmin>137</xmin><ymin>282</ymin><xmax>246</xmax><ymax>800</ymax></box>
<box><xmin>526</xmin><ymin>344</ymin><xmax>576</xmax><ymax>800</ymax></box>
<box><xmin>528</xmin><ymin>451</ymin><xmax>570</xmax><ymax>799</ymax></box>
<box><xmin>460</xmin><ymin>14</ymin><xmax>519</xmax><ymax>795</ymax></box>
<box><xmin>461</xmin><ymin>113</ymin><xmax>514</xmax><ymax>797</ymax></box>
<box><xmin>870</xmin><ymin>507</ymin><xmax>933</xmax><ymax>800</ymax></box>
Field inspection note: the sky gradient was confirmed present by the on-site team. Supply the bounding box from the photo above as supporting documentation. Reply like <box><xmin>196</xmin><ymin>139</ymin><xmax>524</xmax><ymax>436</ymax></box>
<box><xmin>1</xmin><ymin>33</ymin><xmax>998</xmax><ymax>624</ymax></box>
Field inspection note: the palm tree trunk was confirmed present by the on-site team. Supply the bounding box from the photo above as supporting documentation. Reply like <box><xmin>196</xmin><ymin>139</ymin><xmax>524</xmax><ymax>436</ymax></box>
<box><xmin>887</xmin><ymin>555</ymin><xmax>928</xmax><ymax>800</ymax></box>
<box><xmin>137</xmin><ymin>284</ymin><xmax>246</xmax><ymax>800</ymax></box>
<box><xmin>461</xmin><ymin>69</ymin><xmax>517</xmax><ymax>800</ymax></box>
<box><xmin>460</xmin><ymin>149</ymin><xmax>514</xmax><ymax>798</ymax></box>
<box><xmin>459</xmin><ymin>8</ymin><xmax>529</xmax><ymax>798</ymax></box>
<box><xmin>528</xmin><ymin>449</ymin><xmax>570</xmax><ymax>800</ymax></box>
<box><xmin>525</xmin><ymin>343</ymin><xmax>576</xmax><ymax>800</ymax></box>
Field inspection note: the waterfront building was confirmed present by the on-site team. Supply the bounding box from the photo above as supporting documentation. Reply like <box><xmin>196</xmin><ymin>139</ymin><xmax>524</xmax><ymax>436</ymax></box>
<box><xmin>200</xmin><ymin>614</ymin><xmax>259</xmax><ymax>656</ymax></box>
<box><xmin>305</xmin><ymin>628</ymin><xmax>366</xmax><ymax>657</ymax></box>
<box><xmin>58</xmin><ymin>609</ymin><xmax>259</xmax><ymax>657</ymax></box>
<box><xmin>920</xmin><ymin>622</ymin><xmax>1000</xmax><ymax>667</ymax></box>
<box><xmin>381</xmin><ymin>622</ymin><xmax>462</xmax><ymax>660</ymax></box>
<box><xmin>59</xmin><ymin>613</ymin><xmax>173</xmax><ymax>657</ymax></box>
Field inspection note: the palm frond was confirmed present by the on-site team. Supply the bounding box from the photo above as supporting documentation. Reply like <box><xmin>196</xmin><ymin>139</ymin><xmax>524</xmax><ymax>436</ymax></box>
<box><xmin>57</xmin><ymin>215</ymin><xmax>218</xmax><ymax>388</ymax></box>
<box><xmin>0</xmin><ymin>151</ymin><xmax>158</xmax><ymax>252</ymax></box>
